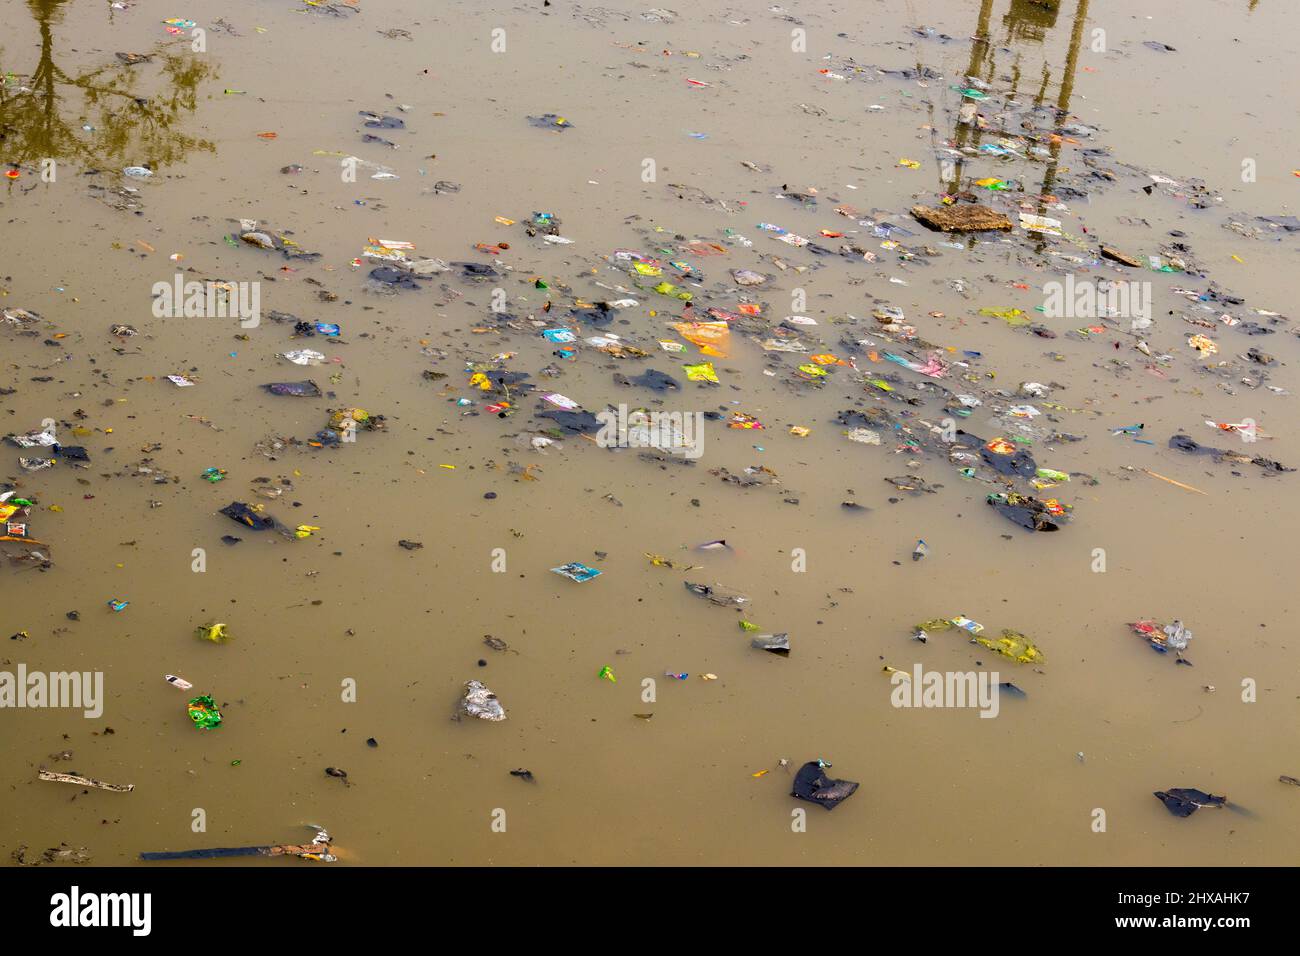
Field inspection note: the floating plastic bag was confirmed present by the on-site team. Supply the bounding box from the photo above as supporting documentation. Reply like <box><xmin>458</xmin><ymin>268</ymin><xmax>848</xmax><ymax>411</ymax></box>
<box><xmin>187</xmin><ymin>695</ymin><xmax>222</xmax><ymax>730</ymax></box>
<box><xmin>974</xmin><ymin>629</ymin><xmax>1044</xmax><ymax>664</ymax></box>
<box><xmin>791</xmin><ymin>761</ymin><xmax>859</xmax><ymax>810</ymax></box>
<box><xmin>682</xmin><ymin>362</ymin><xmax>719</xmax><ymax>383</ymax></box>
<box><xmin>461</xmin><ymin>680</ymin><xmax>506</xmax><ymax>721</ymax></box>
<box><xmin>673</xmin><ymin>320</ymin><xmax>730</xmax><ymax>357</ymax></box>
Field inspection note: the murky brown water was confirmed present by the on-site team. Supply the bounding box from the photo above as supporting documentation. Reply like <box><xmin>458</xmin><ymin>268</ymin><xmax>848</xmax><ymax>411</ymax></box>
<box><xmin>3</xmin><ymin>0</ymin><xmax>1299</xmax><ymax>867</ymax></box>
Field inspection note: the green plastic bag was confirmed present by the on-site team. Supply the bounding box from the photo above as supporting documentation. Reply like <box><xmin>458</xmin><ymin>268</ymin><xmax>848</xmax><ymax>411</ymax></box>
<box><xmin>187</xmin><ymin>695</ymin><xmax>223</xmax><ymax>729</ymax></box>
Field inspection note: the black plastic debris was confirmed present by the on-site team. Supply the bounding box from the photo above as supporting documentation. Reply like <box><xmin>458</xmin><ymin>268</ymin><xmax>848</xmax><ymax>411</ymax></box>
<box><xmin>220</xmin><ymin>502</ymin><xmax>277</xmax><ymax>531</ymax></box>
<box><xmin>977</xmin><ymin>441</ymin><xmax>1036</xmax><ymax>478</ymax></box>
<box><xmin>481</xmin><ymin>370</ymin><xmax>532</xmax><ymax>392</ymax></box>
<box><xmin>625</xmin><ymin>368</ymin><xmax>680</xmax><ymax>392</ymax></box>
<box><xmin>262</xmin><ymin>380</ymin><xmax>322</xmax><ymax>398</ymax></box>
<box><xmin>986</xmin><ymin>492</ymin><xmax>1068</xmax><ymax>532</ymax></box>
<box><xmin>1154</xmin><ymin>788</ymin><xmax>1226</xmax><ymax>818</ymax></box>
<box><xmin>571</xmin><ymin>307</ymin><xmax>614</xmax><ymax>327</ymax></box>
<box><xmin>1168</xmin><ymin>433</ymin><xmax>1212</xmax><ymax>455</ymax></box>
<box><xmin>1168</xmin><ymin>434</ymin><xmax>1294</xmax><ymax>472</ymax></box>
<box><xmin>368</xmin><ymin>266</ymin><xmax>423</xmax><ymax>290</ymax></box>
<box><xmin>451</xmin><ymin>261</ymin><xmax>499</xmax><ymax>279</ymax></box>
<box><xmin>751</xmin><ymin>633</ymin><xmax>790</xmax><ymax>656</ymax></box>
<box><xmin>791</xmin><ymin>761</ymin><xmax>859</xmax><ymax>810</ymax></box>
<box><xmin>538</xmin><ymin>409</ymin><xmax>602</xmax><ymax>433</ymax></box>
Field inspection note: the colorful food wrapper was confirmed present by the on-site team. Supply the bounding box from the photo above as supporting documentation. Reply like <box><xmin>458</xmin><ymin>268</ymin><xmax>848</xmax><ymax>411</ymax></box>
<box><xmin>187</xmin><ymin>695</ymin><xmax>223</xmax><ymax>729</ymax></box>
<box><xmin>551</xmin><ymin>562</ymin><xmax>602</xmax><ymax>583</ymax></box>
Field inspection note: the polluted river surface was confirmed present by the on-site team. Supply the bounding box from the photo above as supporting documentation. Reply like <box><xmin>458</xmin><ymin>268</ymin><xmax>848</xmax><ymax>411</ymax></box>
<box><xmin>2</xmin><ymin>0</ymin><xmax>1299</xmax><ymax>867</ymax></box>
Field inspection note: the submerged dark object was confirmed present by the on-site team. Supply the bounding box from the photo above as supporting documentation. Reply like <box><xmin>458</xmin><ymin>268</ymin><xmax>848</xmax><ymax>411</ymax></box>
<box><xmin>1168</xmin><ymin>433</ymin><xmax>1213</xmax><ymax>456</ymax></box>
<box><xmin>527</xmin><ymin>113</ymin><xmax>573</xmax><ymax>131</ymax></box>
<box><xmin>625</xmin><ymin>368</ymin><xmax>680</xmax><ymax>392</ymax></box>
<box><xmin>451</xmin><ymin>261</ymin><xmax>499</xmax><ymax>278</ymax></box>
<box><xmin>539</xmin><ymin>409</ymin><xmax>602</xmax><ymax>433</ymax></box>
<box><xmin>1154</xmin><ymin>788</ymin><xmax>1226</xmax><ymax>818</ymax></box>
<box><xmin>262</xmin><ymin>380</ymin><xmax>322</xmax><ymax>398</ymax></box>
<box><xmin>961</xmin><ymin>430</ymin><xmax>1037</xmax><ymax>477</ymax></box>
<box><xmin>751</xmin><ymin>633</ymin><xmax>790</xmax><ymax>656</ymax></box>
<box><xmin>683</xmin><ymin>581</ymin><xmax>748</xmax><ymax>607</ymax></box>
<box><xmin>360</xmin><ymin>111</ymin><xmax>404</xmax><ymax>129</ymax></box>
<box><xmin>980</xmin><ymin>443</ymin><xmax>1036</xmax><ymax>477</ymax></box>
<box><xmin>509</xmin><ymin>768</ymin><xmax>535</xmax><ymax>781</ymax></box>
<box><xmin>140</xmin><ymin>826</ymin><xmax>335</xmax><ymax>862</ymax></box>
<box><xmin>1258</xmin><ymin>215</ymin><xmax>1300</xmax><ymax>232</ymax></box>
<box><xmin>368</xmin><ymin>266</ymin><xmax>423</xmax><ymax>290</ymax></box>
<box><xmin>791</xmin><ymin>761</ymin><xmax>859</xmax><ymax>810</ymax></box>
<box><xmin>910</xmin><ymin>203</ymin><xmax>1012</xmax><ymax>232</ymax></box>
<box><xmin>1168</xmin><ymin>434</ymin><xmax>1294</xmax><ymax>473</ymax></box>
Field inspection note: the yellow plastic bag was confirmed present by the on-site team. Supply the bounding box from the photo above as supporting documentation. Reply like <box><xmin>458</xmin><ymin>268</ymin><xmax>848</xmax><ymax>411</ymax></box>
<box><xmin>974</xmin><ymin>629</ymin><xmax>1044</xmax><ymax>664</ymax></box>
<box><xmin>682</xmin><ymin>362</ymin><xmax>718</xmax><ymax>383</ymax></box>
<box><xmin>195</xmin><ymin>623</ymin><xmax>230</xmax><ymax>643</ymax></box>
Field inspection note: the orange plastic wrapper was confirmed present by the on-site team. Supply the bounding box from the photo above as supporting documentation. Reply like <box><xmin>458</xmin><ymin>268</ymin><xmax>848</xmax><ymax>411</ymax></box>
<box><xmin>672</xmin><ymin>320</ymin><xmax>730</xmax><ymax>358</ymax></box>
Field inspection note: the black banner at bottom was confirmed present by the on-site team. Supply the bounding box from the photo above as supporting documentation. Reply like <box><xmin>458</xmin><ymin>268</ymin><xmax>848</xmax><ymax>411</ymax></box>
<box><xmin>0</xmin><ymin>866</ymin><xmax>1279</xmax><ymax>939</ymax></box>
